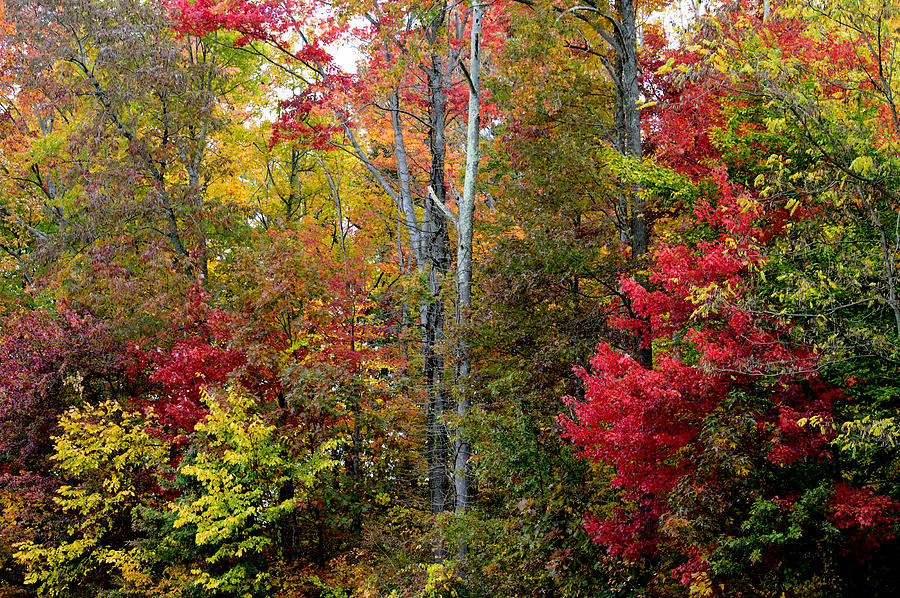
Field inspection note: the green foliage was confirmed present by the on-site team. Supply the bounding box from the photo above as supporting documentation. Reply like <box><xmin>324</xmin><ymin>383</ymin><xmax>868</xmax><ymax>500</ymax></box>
<box><xmin>173</xmin><ymin>388</ymin><xmax>340</xmax><ymax>597</ymax></box>
<box><xmin>707</xmin><ymin>486</ymin><xmax>842</xmax><ymax>595</ymax></box>
<box><xmin>301</xmin><ymin>573</ymin><xmax>351</xmax><ymax>598</ymax></box>
<box><xmin>14</xmin><ymin>402</ymin><xmax>166</xmax><ymax>597</ymax></box>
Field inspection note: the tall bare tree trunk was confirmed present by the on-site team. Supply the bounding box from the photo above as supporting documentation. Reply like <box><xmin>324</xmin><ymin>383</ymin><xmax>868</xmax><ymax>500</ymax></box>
<box><xmin>454</xmin><ymin>0</ymin><xmax>482</xmax><ymax>518</ymax></box>
<box><xmin>424</xmin><ymin>50</ymin><xmax>453</xmax><ymax>517</ymax></box>
<box><xmin>615</xmin><ymin>0</ymin><xmax>652</xmax><ymax>368</ymax></box>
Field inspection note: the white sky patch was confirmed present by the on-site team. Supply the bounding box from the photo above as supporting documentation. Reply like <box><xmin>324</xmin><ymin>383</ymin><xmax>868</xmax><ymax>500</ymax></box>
<box><xmin>325</xmin><ymin>15</ymin><xmax>367</xmax><ymax>74</ymax></box>
<box><xmin>330</xmin><ymin>40</ymin><xmax>361</xmax><ymax>74</ymax></box>
<box><xmin>650</xmin><ymin>0</ymin><xmax>708</xmax><ymax>40</ymax></box>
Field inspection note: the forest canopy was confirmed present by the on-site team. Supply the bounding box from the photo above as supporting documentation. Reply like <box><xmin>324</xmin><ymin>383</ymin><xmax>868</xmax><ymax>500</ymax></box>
<box><xmin>1</xmin><ymin>0</ymin><xmax>900</xmax><ymax>596</ymax></box>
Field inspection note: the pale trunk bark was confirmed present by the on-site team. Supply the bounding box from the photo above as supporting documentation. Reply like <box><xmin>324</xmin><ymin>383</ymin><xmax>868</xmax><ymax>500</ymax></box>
<box><xmin>389</xmin><ymin>90</ymin><xmax>425</xmax><ymax>269</ymax></box>
<box><xmin>454</xmin><ymin>0</ymin><xmax>482</xmax><ymax>517</ymax></box>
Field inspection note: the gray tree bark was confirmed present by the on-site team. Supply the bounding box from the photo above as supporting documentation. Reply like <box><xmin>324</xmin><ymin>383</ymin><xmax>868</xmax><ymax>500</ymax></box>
<box><xmin>454</xmin><ymin>0</ymin><xmax>482</xmax><ymax>517</ymax></box>
<box><xmin>616</xmin><ymin>0</ymin><xmax>652</xmax><ymax>368</ymax></box>
<box><xmin>423</xmin><ymin>48</ymin><xmax>453</xmax><ymax>517</ymax></box>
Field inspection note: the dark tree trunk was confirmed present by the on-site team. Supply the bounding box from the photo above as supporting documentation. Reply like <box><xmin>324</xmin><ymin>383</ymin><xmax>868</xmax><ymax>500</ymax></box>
<box><xmin>615</xmin><ymin>0</ymin><xmax>652</xmax><ymax>368</ymax></box>
<box><xmin>423</xmin><ymin>51</ymin><xmax>452</xmax><ymax>517</ymax></box>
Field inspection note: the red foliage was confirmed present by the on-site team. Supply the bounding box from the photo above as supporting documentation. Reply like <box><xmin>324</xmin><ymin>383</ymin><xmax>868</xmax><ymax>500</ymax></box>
<box><xmin>641</xmin><ymin>28</ymin><xmax>726</xmax><ymax>180</ymax></box>
<box><xmin>561</xmin><ymin>173</ymin><xmax>894</xmax><ymax>581</ymax></box>
<box><xmin>166</xmin><ymin>0</ymin><xmax>333</xmax><ymax>46</ymax></box>
<box><xmin>147</xmin><ymin>334</ymin><xmax>245</xmax><ymax>437</ymax></box>
<box><xmin>0</xmin><ymin>308</ymin><xmax>131</xmax><ymax>477</ymax></box>
<box><xmin>562</xmin><ymin>347</ymin><xmax>721</xmax><ymax>558</ymax></box>
<box><xmin>165</xmin><ymin>0</ymin><xmax>359</xmax><ymax>147</ymax></box>
<box><xmin>828</xmin><ymin>483</ymin><xmax>898</xmax><ymax>556</ymax></box>
<box><xmin>166</xmin><ymin>0</ymin><xmax>506</xmax><ymax>153</ymax></box>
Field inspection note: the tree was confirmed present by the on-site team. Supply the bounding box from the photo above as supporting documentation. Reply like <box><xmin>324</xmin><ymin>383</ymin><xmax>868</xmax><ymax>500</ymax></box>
<box><xmin>166</xmin><ymin>0</ymin><xmax>500</xmax><ymax>524</ymax></box>
<box><xmin>563</xmin><ymin>186</ymin><xmax>900</xmax><ymax>595</ymax></box>
<box><xmin>172</xmin><ymin>388</ymin><xmax>338</xmax><ymax>597</ymax></box>
<box><xmin>453</xmin><ymin>0</ymin><xmax>484</xmax><ymax>521</ymax></box>
<box><xmin>13</xmin><ymin>402</ymin><xmax>166</xmax><ymax>597</ymax></box>
<box><xmin>537</xmin><ymin>0</ymin><xmax>657</xmax><ymax>367</ymax></box>
<box><xmin>1</xmin><ymin>0</ymin><xmax>256</xmax><ymax>328</ymax></box>
<box><xmin>0</xmin><ymin>308</ymin><xmax>146</xmax><ymax>592</ymax></box>
<box><xmin>561</xmin><ymin>2</ymin><xmax>900</xmax><ymax>591</ymax></box>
